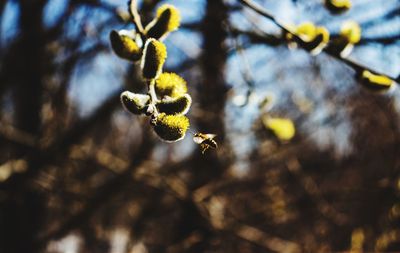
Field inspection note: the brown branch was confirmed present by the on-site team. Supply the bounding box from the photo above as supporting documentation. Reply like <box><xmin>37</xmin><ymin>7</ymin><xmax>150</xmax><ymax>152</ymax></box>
<box><xmin>230</xmin><ymin>28</ymin><xmax>282</xmax><ymax>46</ymax></box>
<box><xmin>233</xmin><ymin>223</ymin><xmax>301</xmax><ymax>253</ymax></box>
<box><xmin>0</xmin><ymin>124</ymin><xmax>37</xmax><ymax>148</ymax></box>
<box><xmin>179</xmin><ymin>21</ymin><xmax>201</xmax><ymax>31</ymax></box>
<box><xmin>238</xmin><ymin>0</ymin><xmax>400</xmax><ymax>83</ymax></box>
<box><xmin>359</xmin><ymin>34</ymin><xmax>400</xmax><ymax>45</ymax></box>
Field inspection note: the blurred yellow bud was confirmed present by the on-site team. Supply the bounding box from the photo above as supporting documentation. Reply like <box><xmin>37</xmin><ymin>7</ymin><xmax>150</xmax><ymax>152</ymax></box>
<box><xmin>309</xmin><ymin>26</ymin><xmax>330</xmax><ymax>55</ymax></box>
<box><xmin>120</xmin><ymin>91</ymin><xmax>150</xmax><ymax>115</ymax></box>
<box><xmin>360</xmin><ymin>70</ymin><xmax>394</xmax><ymax>91</ymax></box>
<box><xmin>327</xmin><ymin>20</ymin><xmax>361</xmax><ymax>57</ymax></box>
<box><xmin>325</xmin><ymin>0</ymin><xmax>352</xmax><ymax>14</ymax></box>
<box><xmin>341</xmin><ymin>20</ymin><xmax>361</xmax><ymax>44</ymax></box>
<box><xmin>351</xmin><ymin>228</ymin><xmax>365</xmax><ymax>252</ymax></box>
<box><xmin>110</xmin><ymin>30</ymin><xmax>142</xmax><ymax>61</ymax></box>
<box><xmin>296</xmin><ymin>22</ymin><xmax>317</xmax><ymax>42</ymax></box>
<box><xmin>156</xmin><ymin>94</ymin><xmax>192</xmax><ymax>115</ymax></box>
<box><xmin>141</xmin><ymin>38</ymin><xmax>167</xmax><ymax>79</ymax></box>
<box><xmin>290</xmin><ymin>22</ymin><xmax>330</xmax><ymax>55</ymax></box>
<box><xmin>263</xmin><ymin>117</ymin><xmax>295</xmax><ymax>142</ymax></box>
<box><xmin>155</xmin><ymin>72</ymin><xmax>188</xmax><ymax>98</ymax></box>
<box><xmin>153</xmin><ymin>113</ymin><xmax>189</xmax><ymax>142</ymax></box>
<box><xmin>145</xmin><ymin>4</ymin><xmax>181</xmax><ymax>40</ymax></box>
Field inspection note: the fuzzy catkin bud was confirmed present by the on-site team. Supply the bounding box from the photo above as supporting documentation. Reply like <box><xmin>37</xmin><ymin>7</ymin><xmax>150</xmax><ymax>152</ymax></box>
<box><xmin>155</xmin><ymin>72</ymin><xmax>187</xmax><ymax>98</ymax></box>
<box><xmin>308</xmin><ymin>27</ymin><xmax>330</xmax><ymax>55</ymax></box>
<box><xmin>145</xmin><ymin>4</ymin><xmax>181</xmax><ymax>40</ymax></box>
<box><xmin>359</xmin><ymin>71</ymin><xmax>394</xmax><ymax>92</ymax></box>
<box><xmin>141</xmin><ymin>39</ymin><xmax>167</xmax><ymax>79</ymax></box>
<box><xmin>327</xmin><ymin>20</ymin><xmax>361</xmax><ymax>57</ymax></box>
<box><xmin>156</xmin><ymin>94</ymin><xmax>192</xmax><ymax>115</ymax></box>
<box><xmin>120</xmin><ymin>91</ymin><xmax>150</xmax><ymax>115</ymax></box>
<box><xmin>293</xmin><ymin>23</ymin><xmax>329</xmax><ymax>55</ymax></box>
<box><xmin>153</xmin><ymin>113</ymin><xmax>189</xmax><ymax>142</ymax></box>
<box><xmin>262</xmin><ymin>117</ymin><xmax>295</xmax><ymax>142</ymax></box>
<box><xmin>325</xmin><ymin>0</ymin><xmax>351</xmax><ymax>14</ymax></box>
<box><xmin>295</xmin><ymin>22</ymin><xmax>317</xmax><ymax>42</ymax></box>
<box><xmin>110</xmin><ymin>30</ymin><xmax>142</xmax><ymax>61</ymax></box>
<box><xmin>340</xmin><ymin>21</ymin><xmax>361</xmax><ymax>44</ymax></box>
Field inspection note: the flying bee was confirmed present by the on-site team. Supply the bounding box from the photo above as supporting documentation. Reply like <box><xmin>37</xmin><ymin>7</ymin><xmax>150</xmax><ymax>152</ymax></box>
<box><xmin>193</xmin><ymin>133</ymin><xmax>218</xmax><ymax>154</ymax></box>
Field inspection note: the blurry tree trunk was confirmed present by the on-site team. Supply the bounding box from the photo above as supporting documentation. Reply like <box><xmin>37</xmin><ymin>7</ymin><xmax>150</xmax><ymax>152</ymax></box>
<box><xmin>179</xmin><ymin>1</ymin><xmax>230</xmax><ymax>247</ymax></box>
<box><xmin>199</xmin><ymin>0</ymin><xmax>228</xmax><ymax>137</ymax></box>
<box><xmin>188</xmin><ymin>0</ymin><xmax>229</xmax><ymax>188</ymax></box>
<box><xmin>1</xmin><ymin>1</ymin><xmax>47</xmax><ymax>253</ymax></box>
<box><xmin>14</xmin><ymin>0</ymin><xmax>47</xmax><ymax>135</ymax></box>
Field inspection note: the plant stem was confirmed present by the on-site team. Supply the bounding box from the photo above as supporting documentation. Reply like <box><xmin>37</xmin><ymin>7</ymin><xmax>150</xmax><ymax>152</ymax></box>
<box><xmin>148</xmin><ymin>79</ymin><xmax>158</xmax><ymax>103</ymax></box>
<box><xmin>147</xmin><ymin>79</ymin><xmax>159</xmax><ymax>117</ymax></box>
<box><xmin>129</xmin><ymin>0</ymin><xmax>144</xmax><ymax>34</ymax></box>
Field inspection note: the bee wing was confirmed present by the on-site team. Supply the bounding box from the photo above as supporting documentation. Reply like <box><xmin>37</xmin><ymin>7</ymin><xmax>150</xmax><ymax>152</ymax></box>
<box><xmin>193</xmin><ymin>136</ymin><xmax>204</xmax><ymax>144</ymax></box>
<box><xmin>204</xmin><ymin>134</ymin><xmax>217</xmax><ymax>139</ymax></box>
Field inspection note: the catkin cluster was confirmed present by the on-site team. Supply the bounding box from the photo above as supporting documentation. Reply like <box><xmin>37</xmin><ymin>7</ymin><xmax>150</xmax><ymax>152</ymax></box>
<box><xmin>283</xmin><ymin>0</ymin><xmax>395</xmax><ymax>92</ymax></box>
<box><xmin>110</xmin><ymin>4</ymin><xmax>191</xmax><ymax>142</ymax></box>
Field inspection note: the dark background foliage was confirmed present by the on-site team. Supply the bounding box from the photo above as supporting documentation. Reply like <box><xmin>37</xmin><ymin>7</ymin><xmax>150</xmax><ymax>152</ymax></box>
<box><xmin>0</xmin><ymin>0</ymin><xmax>399</xmax><ymax>252</ymax></box>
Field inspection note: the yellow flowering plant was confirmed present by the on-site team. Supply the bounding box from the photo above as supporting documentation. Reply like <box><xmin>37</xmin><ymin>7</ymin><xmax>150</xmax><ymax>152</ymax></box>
<box><xmin>286</xmin><ymin>22</ymin><xmax>330</xmax><ymax>55</ymax></box>
<box><xmin>325</xmin><ymin>0</ymin><xmax>352</xmax><ymax>14</ymax></box>
<box><xmin>110</xmin><ymin>1</ymin><xmax>217</xmax><ymax>152</ymax></box>
<box><xmin>327</xmin><ymin>20</ymin><xmax>361</xmax><ymax>58</ymax></box>
<box><xmin>111</xmin><ymin>2</ymin><xmax>193</xmax><ymax>143</ymax></box>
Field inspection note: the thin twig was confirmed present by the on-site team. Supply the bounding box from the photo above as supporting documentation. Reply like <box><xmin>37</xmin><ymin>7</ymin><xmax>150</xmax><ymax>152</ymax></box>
<box><xmin>239</xmin><ymin>0</ymin><xmax>291</xmax><ymax>32</ymax></box>
<box><xmin>148</xmin><ymin>79</ymin><xmax>158</xmax><ymax>103</ymax></box>
<box><xmin>238</xmin><ymin>0</ymin><xmax>399</xmax><ymax>83</ymax></box>
<box><xmin>226</xmin><ymin>23</ymin><xmax>256</xmax><ymax>106</ymax></box>
<box><xmin>230</xmin><ymin>28</ymin><xmax>282</xmax><ymax>46</ymax></box>
<box><xmin>129</xmin><ymin>0</ymin><xmax>144</xmax><ymax>34</ymax></box>
<box><xmin>0</xmin><ymin>124</ymin><xmax>37</xmax><ymax>147</ymax></box>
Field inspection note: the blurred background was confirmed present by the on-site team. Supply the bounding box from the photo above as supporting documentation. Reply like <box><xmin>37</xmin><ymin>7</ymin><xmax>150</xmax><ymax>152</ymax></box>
<box><xmin>0</xmin><ymin>0</ymin><xmax>400</xmax><ymax>252</ymax></box>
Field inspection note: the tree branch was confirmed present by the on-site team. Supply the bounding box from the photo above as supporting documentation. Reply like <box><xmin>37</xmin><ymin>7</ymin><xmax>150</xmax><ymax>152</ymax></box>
<box><xmin>238</xmin><ymin>0</ymin><xmax>400</xmax><ymax>83</ymax></box>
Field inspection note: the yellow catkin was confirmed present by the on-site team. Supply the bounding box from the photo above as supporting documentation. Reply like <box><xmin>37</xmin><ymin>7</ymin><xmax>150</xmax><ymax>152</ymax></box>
<box><xmin>110</xmin><ymin>30</ymin><xmax>141</xmax><ymax>61</ymax></box>
<box><xmin>145</xmin><ymin>4</ymin><xmax>181</xmax><ymax>40</ymax></box>
<box><xmin>327</xmin><ymin>21</ymin><xmax>360</xmax><ymax>57</ymax></box>
<box><xmin>361</xmin><ymin>70</ymin><xmax>394</xmax><ymax>91</ymax></box>
<box><xmin>153</xmin><ymin>113</ymin><xmax>189</xmax><ymax>142</ymax></box>
<box><xmin>316</xmin><ymin>27</ymin><xmax>330</xmax><ymax>44</ymax></box>
<box><xmin>156</xmin><ymin>94</ymin><xmax>192</xmax><ymax>115</ymax></box>
<box><xmin>293</xmin><ymin>23</ymin><xmax>329</xmax><ymax>55</ymax></box>
<box><xmin>330</xmin><ymin>0</ymin><xmax>351</xmax><ymax>8</ymax></box>
<box><xmin>263</xmin><ymin>117</ymin><xmax>295</xmax><ymax>141</ymax></box>
<box><xmin>325</xmin><ymin>0</ymin><xmax>352</xmax><ymax>13</ymax></box>
<box><xmin>341</xmin><ymin>20</ymin><xmax>361</xmax><ymax>44</ymax></box>
<box><xmin>120</xmin><ymin>91</ymin><xmax>150</xmax><ymax>115</ymax></box>
<box><xmin>141</xmin><ymin>38</ymin><xmax>167</xmax><ymax>79</ymax></box>
<box><xmin>296</xmin><ymin>22</ymin><xmax>317</xmax><ymax>42</ymax></box>
<box><xmin>155</xmin><ymin>72</ymin><xmax>188</xmax><ymax>98</ymax></box>
<box><xmin>156</xmin><ymin>4</ymin><xmax>180</xmax><ymax>32</ymax></box>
